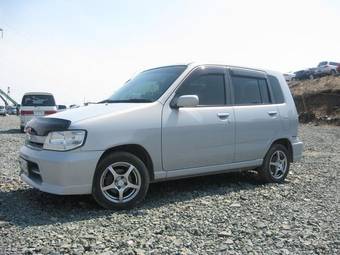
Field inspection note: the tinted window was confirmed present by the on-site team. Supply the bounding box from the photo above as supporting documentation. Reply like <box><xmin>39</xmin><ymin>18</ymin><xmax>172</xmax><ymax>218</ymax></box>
<box><xmin>57</xmin><ymin>105</ymin><xmax>67</xmax><ymax>110</ymax></box>
<box><xmin>329</xmin><ymin>62</ymin><xmax>338</xmax><ymax>66</ymax></box>
<box><xmin>108</xmin><ymin>66</ymin><xmax>187</xmax><ymax>102</ymax></box>
<box><xmin>231</xmin><ymin>76</ymin><xmax>271</xmax><ymax>105</ymax></box>
<box><xmin>21</xmin><ymin>95</ymin><xmax>56</xmax><ymax>106</ymax></box>
<box><xmin>268</xmin><ymin>75</ymin><xmax>285</xmax><ymax>104</ymax></box>
<box><xmin>258</xmin><ymin>79</ymin><xmax>271</xmax><ymax>104</ymax></box>
<box><xmin>318</xmin><ymin>61</ymin><xmax>327</xmax><ymax>67</ymax></box>
<box><xmin>176</xmin><ymin>74</ymin><xmax>225</xmax><ymax>105</ymax></box>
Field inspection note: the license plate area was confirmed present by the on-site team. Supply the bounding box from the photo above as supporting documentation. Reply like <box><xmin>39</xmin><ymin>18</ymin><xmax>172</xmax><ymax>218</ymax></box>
<box><xmin>34</xmin><ymin>111</ymin><xmax>44</xmax><ymax>116</ymax></box>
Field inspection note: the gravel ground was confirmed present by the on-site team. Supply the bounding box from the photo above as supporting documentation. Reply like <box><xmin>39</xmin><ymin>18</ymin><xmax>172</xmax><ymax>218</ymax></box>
<box><xmin>0</xmin><ymin>115</ymin><xmax>339</xmax><ymax>254</ymax></box>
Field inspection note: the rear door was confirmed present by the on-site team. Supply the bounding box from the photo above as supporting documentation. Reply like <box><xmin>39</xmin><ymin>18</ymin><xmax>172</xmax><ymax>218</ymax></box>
<box><xmin>229</xmin><ymin>68</ymin><xmax>281</xmax><ymax>162</ymax></box>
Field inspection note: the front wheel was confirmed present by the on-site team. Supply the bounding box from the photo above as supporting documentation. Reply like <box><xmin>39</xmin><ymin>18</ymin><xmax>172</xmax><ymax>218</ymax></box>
<box><xmin>92</xmin><ymin>152</ymin><xmax>150</xmax><ymax>210</ymax></box>
<box><xmin>258</xmin><ymin>144</ymin><xmax>290</xmax><ymax>183</ymax></box>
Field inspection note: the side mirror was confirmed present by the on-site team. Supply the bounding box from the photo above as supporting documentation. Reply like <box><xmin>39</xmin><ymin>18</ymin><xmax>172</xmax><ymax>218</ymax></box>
<box><xmin>171</xmin><ymin>95</ymin><xmax>199</xmax><ymax>108</ymax></box>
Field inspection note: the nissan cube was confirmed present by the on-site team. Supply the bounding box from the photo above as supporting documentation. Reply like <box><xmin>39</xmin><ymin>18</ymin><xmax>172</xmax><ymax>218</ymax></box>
<box><xmin>19</xmin><ymin>63</ymin><xmax>303</xmax><ymax>209</ymax></box>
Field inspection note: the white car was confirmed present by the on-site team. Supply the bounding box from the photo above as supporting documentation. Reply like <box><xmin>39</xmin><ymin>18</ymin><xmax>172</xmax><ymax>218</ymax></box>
<box><xmin>19</xmin><ymin>92</ymin><xmax>57</xmax><ymax>132</ymax></box>
<box><xmin>19</xmin><ymin>63</ymin><xmax>303</xmax><ymax>209</ymax></box>
<box><xmin>283</xmin><ymin>73</ymin><xmax>295</xmax><ymax>82</ymax></box>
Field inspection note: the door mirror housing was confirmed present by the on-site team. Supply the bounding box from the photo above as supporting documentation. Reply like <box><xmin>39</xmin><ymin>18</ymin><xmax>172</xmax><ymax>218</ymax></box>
<box><xmin>171</xmin><ymin>95</ymin><xmax>199</xmax><ymax>108</ymax></box>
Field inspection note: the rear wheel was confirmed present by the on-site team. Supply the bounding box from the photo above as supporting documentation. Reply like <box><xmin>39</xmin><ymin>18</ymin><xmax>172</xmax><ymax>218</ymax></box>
<box><xmin>258</xmin><ymin>144</ymin><xmax>290</xmax><ymax>183</ymax></box>
<box><xmin>92</xmin><ymin>152</ymin><xmax>150</xmax><ymax>209</ymax></box>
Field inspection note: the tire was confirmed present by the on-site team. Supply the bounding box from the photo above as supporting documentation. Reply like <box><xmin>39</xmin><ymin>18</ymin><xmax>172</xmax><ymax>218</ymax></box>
<box><xmin>258</xmin><ymin>144</ymin><xmax>290</xmax><ymax>183</ymax></box>
<box><xmin>331</xmin><ymin>69</ymin><xmax>336</xmax><ymax>76</ymax></box>
<box><xmin>92</xmin><ymin>152</ymin><xmax>150</xmax><ymax>210</ymax></box>
<box><xmin>20</xmin><ymin>126</ymin><xmax>25</xmax><ymax>133</ymax></box>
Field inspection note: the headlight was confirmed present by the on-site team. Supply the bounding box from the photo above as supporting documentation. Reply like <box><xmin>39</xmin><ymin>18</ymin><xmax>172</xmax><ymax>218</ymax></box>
<box><xmin>43</xmin><ymin>130</ymin><xmax>86</xmax><ymax>151</ymax></box>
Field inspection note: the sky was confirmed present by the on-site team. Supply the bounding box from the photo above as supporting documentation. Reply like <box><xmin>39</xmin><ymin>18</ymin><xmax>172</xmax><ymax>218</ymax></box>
<box><xmin>0</xmin><ymin>0</ymin><xmax>340</xmax><ymax>106</ymax></box>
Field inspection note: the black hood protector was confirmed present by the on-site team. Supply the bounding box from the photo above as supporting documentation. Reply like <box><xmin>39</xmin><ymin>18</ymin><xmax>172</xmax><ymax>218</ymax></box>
<box><xmin>25</xmin><ymin>117</ymin><xmax>71</xmax><ymax>136</ymax></box>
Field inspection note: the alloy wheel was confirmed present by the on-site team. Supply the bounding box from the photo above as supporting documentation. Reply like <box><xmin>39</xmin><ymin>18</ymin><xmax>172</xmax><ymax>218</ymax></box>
<box><xmin>100</xmin><ymin>162</ymin><xmax>141</xmax><ymax>203</ymax></box>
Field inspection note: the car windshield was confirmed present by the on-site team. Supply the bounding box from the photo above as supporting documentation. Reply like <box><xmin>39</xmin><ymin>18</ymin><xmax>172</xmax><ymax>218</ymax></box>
<box><xmin>103</xmin><ymin>65</ymin><xmax>187</xmax><ymax>103</ymax></box>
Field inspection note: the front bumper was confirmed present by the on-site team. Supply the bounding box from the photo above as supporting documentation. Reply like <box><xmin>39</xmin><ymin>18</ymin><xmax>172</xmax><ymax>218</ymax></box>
<box><xmin>19</xmin><ymin>145</ymin><xmax>103</xmax><ymax>195</ymax></box>
<box><xmin>291</xmin><ymin>137</ymin><xmax>303</xmax><ymax>162</ymax></box>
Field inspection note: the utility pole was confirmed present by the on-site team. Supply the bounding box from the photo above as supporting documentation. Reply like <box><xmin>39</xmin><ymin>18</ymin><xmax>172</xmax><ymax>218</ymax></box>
<box><xmin>0</xmin><ymin>28</ymin><xmax>3</xmax><ymax>39</ymax></box>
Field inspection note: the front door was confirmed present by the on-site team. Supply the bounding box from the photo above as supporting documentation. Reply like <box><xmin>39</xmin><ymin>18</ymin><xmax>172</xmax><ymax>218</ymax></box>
<box><xmin>161</xmin><ymin>66</ymin><xmax>235</xmax><ymax>171</ymax></box>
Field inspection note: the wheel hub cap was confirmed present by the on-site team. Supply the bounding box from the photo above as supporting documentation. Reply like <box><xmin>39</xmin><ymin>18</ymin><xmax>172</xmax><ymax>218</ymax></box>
<box><xmin>115</xmin><ymin>177</ymin><xmax>126</xmax><ymax>188</ymax></box>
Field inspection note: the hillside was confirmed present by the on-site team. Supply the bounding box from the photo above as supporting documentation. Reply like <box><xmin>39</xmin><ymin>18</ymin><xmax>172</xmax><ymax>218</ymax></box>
<box><xmin>289</xmin><ymin>76</ymin><xmax>340</xmax><ymax>125</ymax></box>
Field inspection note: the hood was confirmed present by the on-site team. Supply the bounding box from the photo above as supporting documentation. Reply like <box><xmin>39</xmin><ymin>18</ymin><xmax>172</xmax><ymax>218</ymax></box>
<box><xmin>47</xmin><ymin>103</ymin><xmax>152</xmax><ymax>123</ymax></box>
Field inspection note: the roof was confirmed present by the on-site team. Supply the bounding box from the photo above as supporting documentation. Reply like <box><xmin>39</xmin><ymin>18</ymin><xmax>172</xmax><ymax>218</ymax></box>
<box><xmin>23</xmin><ymin>92</ymin><xmax>54</xmax><ymax>96</ymax></box>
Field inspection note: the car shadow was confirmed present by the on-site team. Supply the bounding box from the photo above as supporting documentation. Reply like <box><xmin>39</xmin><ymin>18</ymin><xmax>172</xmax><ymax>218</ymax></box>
<box><xmin>0</xmin><ymin>171</ymin><xmax>264</xmax><ymax>227</ymax></box>
<box><xmin>0</xmin><ymin>129</ymin><xmax>22</xmax><ymax>134</ymax></box>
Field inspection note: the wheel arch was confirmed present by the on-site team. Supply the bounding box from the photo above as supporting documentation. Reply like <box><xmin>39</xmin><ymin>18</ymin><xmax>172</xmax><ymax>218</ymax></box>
<box><xmin>97</xmin><ymin>144</ymin><xmax>155</xmax><ymax>181</ymax></box>
<box><xmin>270</xmin><ymin>138</ymin><xmax>293</xmax><ymax>162</ymax></box>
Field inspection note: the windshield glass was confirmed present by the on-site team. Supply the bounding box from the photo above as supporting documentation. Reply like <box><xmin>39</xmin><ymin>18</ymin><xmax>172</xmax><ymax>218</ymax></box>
<box><xmin>106</xmin><ymin>65</ymin><xmax>187</xmax><ymax>103</ymax></box>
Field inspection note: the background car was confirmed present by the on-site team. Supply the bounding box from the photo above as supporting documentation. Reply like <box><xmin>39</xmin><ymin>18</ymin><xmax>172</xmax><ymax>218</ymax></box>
<box><xmin>6</xmin><ymin>105</ymin><xmax>18</xmax><ymax>115</ymax></box>
<box><xmin>0</xmin><ymin>105</ymin><xmax>7</xmax><ymax>116</ymax></box>
<box><xmin>283</xmin><ymin>73</ymin><xmax>296</xmax><ymax>82</ymax></box>
<box><xmin>19</xmin><ymin>92</ymin><xmax>57</xmax><ymax>132</ymax></box>
<box><xmin>315</xmin><ymin>61</ymin><xmax>339</xmax><ymax>77</ymax></box>
<box><xmin>337</xmin><ymin>64</ymin><xmax>340</xmax><ymax>74</ymax></box>
<box><xmin>57</xmin><ymin>105</ymin><xmax>67</xmax><ymax>111</ymax></box>
<box><xmin>294</xmin><ymin>68</ymin><xmax>316</xmax><ymax>80</ymax></box>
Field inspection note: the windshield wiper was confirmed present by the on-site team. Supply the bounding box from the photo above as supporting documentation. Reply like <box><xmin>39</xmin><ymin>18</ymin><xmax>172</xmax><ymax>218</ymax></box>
<box><xmin>98</xmin><ymin>99</ymin><xmax>153</xmax><ymax>104</ymax></box>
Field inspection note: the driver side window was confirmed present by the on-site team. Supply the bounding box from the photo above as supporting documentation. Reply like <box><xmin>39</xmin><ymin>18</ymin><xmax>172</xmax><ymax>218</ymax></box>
<box><xmin>176</xmin><ymin>73</ymin><xmax>226</xmax><ymax>106</ymax></box>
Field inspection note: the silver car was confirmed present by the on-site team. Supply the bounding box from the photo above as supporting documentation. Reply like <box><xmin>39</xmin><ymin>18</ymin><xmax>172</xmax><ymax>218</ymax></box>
<box><xmin>19</xmin><ymin>63</ymin><xmax>303</xmax><ymax>209</ymax></box>
<box><xmin>315</xmin><ymin>61</ymin><xmax>339</xmax><ymax>77</ymax></box>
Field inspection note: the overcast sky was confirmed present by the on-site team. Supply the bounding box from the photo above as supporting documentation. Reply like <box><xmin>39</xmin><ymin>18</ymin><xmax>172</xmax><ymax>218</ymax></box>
<box><xmin>0</xmin><ymin>0</ymin><xmax>339</xmax><ymax>105</ymax></box>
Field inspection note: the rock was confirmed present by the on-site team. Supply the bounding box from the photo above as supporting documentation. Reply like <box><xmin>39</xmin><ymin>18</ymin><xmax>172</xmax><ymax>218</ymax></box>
<box><xmin>230</xmin><ymin>203</ymin><xmax>241</xmax><ymax>208</ymax></box>
<box><xmin>224</xmin><ymin>239</ymin><xmax>234</xmax><ymax>245</ymax></box>
<box><xmin>134</xmin><ymin>248</ymin><xmax>145</xmax><ymax>255</ymax></box>
<box><xmin>218</xmin><ymin>230</ymin><xmax>232</xmax><ymax>237</ymax></box>
<box><xmin>127</xmin><ymin>240</ymin><xmax>134</xmax><ymax>246</ymax></box>
<box><xmin>256</xmin><ymin>222</ymin><xmax>267</xmax><ymax>229</ymax></box>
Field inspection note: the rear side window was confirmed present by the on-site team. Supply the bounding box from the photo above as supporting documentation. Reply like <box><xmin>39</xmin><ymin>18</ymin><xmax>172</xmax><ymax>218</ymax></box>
<box><xmin>231</xmin><ymin>76</ymin><xmax>271</xmax><ymax>105</ymax></box>
<box><xmin>22</xmin><ymin>95</ymin><xmax>56</xmax><ymax>106</ymax></box>
<box><xmin>329</xmin><ymin>62</ymin><xmax>338</xmax><ymax>66</ymax></box>
<box><xmin>176</xmin><ymin>74</ymin><xmax>225</xmax><ymax>105</ymax></box>
<box><xmin>268</xmin><ymin>75</ymin><xmax>285</xmax><ymax>104</ymax></box>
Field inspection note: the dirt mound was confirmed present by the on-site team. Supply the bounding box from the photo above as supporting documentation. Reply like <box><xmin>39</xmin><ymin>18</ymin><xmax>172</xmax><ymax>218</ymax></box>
<box><xmin>289</xmin><ymin>76</ymin><xmax>340</xmax><ymax>125</ymax></box>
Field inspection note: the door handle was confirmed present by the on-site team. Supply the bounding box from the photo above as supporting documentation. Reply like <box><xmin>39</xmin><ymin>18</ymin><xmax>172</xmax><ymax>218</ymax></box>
<box><xmin>268</xmin><ymin>111</ymin><xmax>278</xmax><ymax>116</ymax></box>
<box><xmin>217</xmin><ymin>112</ymin><xmax>230</xmax><ymax>119</ymax></box>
